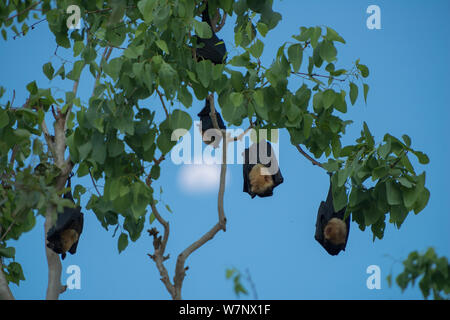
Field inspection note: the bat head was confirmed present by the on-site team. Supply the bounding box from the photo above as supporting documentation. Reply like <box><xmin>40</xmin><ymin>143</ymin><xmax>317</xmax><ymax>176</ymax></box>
<box><xmin>249</xmin><ymin>164</ymin><xmax>275</xmax><ymax>195</ymax></box>
<box><xmin>324</xmin><ymin>217</ymin><xmax>347</xmax><ymax>245</ymax></box>
<box><xmin>60</xmin><ymin>229</ymin><xmax>80</xmax><ymax>253</ymax></box>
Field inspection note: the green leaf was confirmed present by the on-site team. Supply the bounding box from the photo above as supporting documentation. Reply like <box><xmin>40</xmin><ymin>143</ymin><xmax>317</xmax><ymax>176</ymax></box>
<box><xmin>73</xmin><ymin>41</ymin><xmax>84</xmax><ymax>57</ymax></box>
<box><xmin>149</xmin><ymin>212</ymin><xmax>156</xmax><ymax>224</ymax></box>
<box><xmin>363</xmin><ymin>205</ymin><xmax>382</xmax><ymax>226</ymax></box>
<box><xmin>150</xmin><ymin>165</ymin><xmax>160</xmax><ymax>180</ymax></box>
<box><xmin>138</xmin><ymin>0</ymin><xmax>157</xmax><ymax>24</ymax></box>
<box><xmin>193</xmin><ymin>20</ymin><xmax>212</xmax><ymax>39</ymax></box>
<box><xmin>357</xmin><ymin>63</ymin><xmax>370</xmax><ymax>78</ymax></box>
<box><xmin>249</xmin><ymin>39</ymin><xmax>264</xmax><ymax>59</ymax></box>
<box><xmin>310</xmin><ymin>26</ymin><xmax>322</xmax><ymax>48</ymax></box>
<box><xmin>159</xmin><ymin>62</ymin><xmax>178</xmax><ymax>98</ymax></box>
<box><xmin>230</xmin><ymin>92</ymin><xmax>243</xmax><ymax>107</ymax></box>
<box><xmin>225</xmin><ymin>268</ymin><xmax>235</xmax><ymax>279</ymax></box>
<box><xmin>413</xmin><ymin>151</ymin><xmax>430</xmax><ymax>164</ymax></box>
<box><xmin>256</xmin><ymin>22</ymin><xmax>268</xmax><ymax>37</ymax></box>
<box><xmin>349</xmin><ymin>82</ymin><xmax>358</xmax><ymax>105</ymax></box>
<box><xmin>363</xmin><ymin>84</ymin><xmax>369</xmax><ymax>103</ymax></box>
<box><xmin>196</xmin><ymin>60</ymin><xmax>212</xmax><ymax>88</ymax></box>
<box><xmin>319</xmin><ymin>40</ymin><xmax>337</xmax><ymax>63</ymax></box>
<box><xmin>155</xmin><ymin>39</ymin><xmax>169</xmax><ymax>53</ymax></box>
<box><xmin>386</xmin><ymin>180</ymin><xmax>402</xmax><ymax>205</ymax></box>
<box><xmin>378</xmin><ymin>140</ymin><xmax>391</xmax><ymax>158</ymax></box>
<box><xmin>124</xmin><ymin>44</ymin><xmax>145</xmax><ymax>59</ymax></box>
<box><xmin>168</xmin><ymin>109</ymin><xmax>192</xmax><ymax>131</ymax></box>
<box><xmin>26</xmin><ymin>81</ymin><xmax>38</xmax><ymax>94</ymax></box>
<box><xmin>178</xmin><ymin>86</ymin><xmax>192</xmax><ymax>108</ymax></box>
<box><xmin>67</xmin><ymin>60</ymin><xmax>85</xmax><ymax>81</ymax></box>
<box><xmin>303</xmin><ymin>114</ymin><xmax>313</xmax><ymax>139</ymax></box>
<box><xmin>0</xmin><ymin>109</ymin><xmax>9</xmax><ymax>128</ymax></box>
<box><xmin>413</xmin><ymin>187</ymin><xmax>430</xmax><ymax>215</ymax></box>
<box><xmin>43</xmin><ymin>62</ymin><xmax>54</xmax><ymax>80</ymax></box>
<box><xmin>287</xmin><ymin>43</ymin><xmax>303</xmax><ymax>73</ymax></box>
<box><xmin>322</xmin><ymin>89</ymin><xmax>335</xmax><ymax>110</ymax></box>
<box><xmin>387</xmin><ymin>274</ymin><xmax>392</xmax><ymax>287</ymax></box>
<box><xmin>0</xmin><ymin>246</ymin><xmax>15</xmax><ymax>258</ymax></box>
<box><xmin>165</xmin><ymin>204</ymin><xmax>173</xmax><ymax>213</ymax></box>
<box><xmin>118</xmin><ymin>233</ymin><xmax>128</xmax><ymax>253</ymax></box>
<box><xmin>325</xmin><ymin>27</ymin><xmax>346</xmax><ymax>43</ymax></box>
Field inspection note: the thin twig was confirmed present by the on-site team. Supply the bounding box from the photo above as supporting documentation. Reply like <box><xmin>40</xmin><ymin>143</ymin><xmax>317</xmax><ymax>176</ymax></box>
<box><xmin>245</xmin><ymin>268</ymin><xmax>258</xmax><ymax>300</ymax></box>
<box><xmin>156</xmin><ymin>88</ymin><xmax>169</xmax><ymax>118</ymax></box>
<box><xmin>0</xmin><ymin>208</ymin><xmax>20</xmax><ymax>242</ymax></box>
<box><xmin>11</xmin><ymin>90</ymin><xmax>15</xmax><ymax>107</ymax></box>
<box><xmin>293</xmin><ymin>71</ymin><xmax>346</xmax><ymax>82</ymax></box>
<box><xmin>231</xmin><ymin>123</ymin><xmax>253</xmax><ymax>142</ymax></box>
<box><xmin>295</xmin><ymin>145</ymin><xmax>324</xmax><ymax>169</ymax></box>
<box><xmin>89</xmin><ymin>169</ymin><xmax>101</xmax><ymax>196</ymax></box>
<box><xmin>5</xmin><ymin>1</ymin><xmax>42</xmax><ymax>22</ymax></box>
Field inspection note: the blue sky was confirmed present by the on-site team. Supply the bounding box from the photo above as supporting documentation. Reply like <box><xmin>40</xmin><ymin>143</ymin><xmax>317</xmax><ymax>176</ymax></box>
<box><xmin>1</xmin><ymin>0</ymin><xmax>449</xmax><ymax>299</ymax></box>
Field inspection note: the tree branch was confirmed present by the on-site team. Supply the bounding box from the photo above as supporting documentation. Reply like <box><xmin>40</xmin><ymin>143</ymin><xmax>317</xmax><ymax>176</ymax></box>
<box><xmin>295</xmin><ymin>145</ymin><xmax>324</xmax><ymax>169</ymax></box>
<box><xmin>156</xmin><ymin>88</ymin><xmax>169</xmax><ymax>118</ymax></box>
<box><xmin>172</xmin><ymin>114</ymin><xmax>228</xmax><ymax>299</ymax></box>
<box><xmin>5</xmin><ymin>1</ymin><xmax>42</xmax><ymax>22</ymax></box>
<box><xmin>293</xmin><ymin>71</ymin><xmax>345</xmax><ymax>82</ymax></box>
<box><xmin>0</xmin><ymin>258</ymin><xmax>15</xmax><ymax>300</ymax></box>
<box><xmin>148</xmin><ymin>203</ymin><xmax>175</xmax><ymax>297</ymax></box>
<box><xmin>89</xmin><ymin>169</ymin><xmax>101</xmax><ymax>197</ymax></box>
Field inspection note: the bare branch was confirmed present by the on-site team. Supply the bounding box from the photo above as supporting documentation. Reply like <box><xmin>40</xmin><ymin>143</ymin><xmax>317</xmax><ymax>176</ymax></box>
<box><xmin>172</xmin><ymin>116</ymin><xmax>228</xmax><ymax>299</ymax></box>
<box><xmin>207</xmin><ymin>94</ymin><xmax>220</xmax><ymax>131</ymax></box>
<box><xmin>295</xmin><ymin>145</ymin><xmax>324</xmax><ymax>169</ymax></box>
<box><xmin>156</xmin><ymin>88</ymin><xmax>169</xmax><ymax>118</ymax></box>
<box><xmin>230</xmin><ymin>122</ymin><xmax>253</xmax><ymax>142</ymax></box>
<box><xmin>0</xmin><ymin>258</ymin><xmax>15</xmax><ymax>300</ymax></box>
<box><xmin>5</xmin><ymin>1</ymin><xmax>42</xmax><ymax>22</ymax></box>
<box><xmin>173</xmin><ymin>222</ymin><xmax>223</xmax><ymax>299</ymax></box>
<box><xmin>148</xmin><ymin>203</ymin><xmax>175</xmax><ymax>298</ymax></box>
<box><xmin>212</xmin><ymin>10</ymin><xmax>227</xmax><ymax>33</ymax></box>
<box><xmin>89</xmin><ymin>169</ymin><xmax>101</xmax><ymax>197</ymax></box>
<box><xmin>0</xmin><ymin>208</ymin><xmax>20</xmax><ymax>243</ymax></box>
<box><xmin>150</xmin><ymin>203</ymin><xmax>169</xmax><ymax>255</ymax></box>
<box><xmin>293</xmin><ymin>71</ymin><xmax>346</xmax><ymax>82</ymax></box>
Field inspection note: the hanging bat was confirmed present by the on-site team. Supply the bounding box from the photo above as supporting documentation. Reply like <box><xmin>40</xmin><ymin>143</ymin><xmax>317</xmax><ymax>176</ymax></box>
<box><xmin>197</xmin><ymin>98</ymin><xmax>226</xmax><ymax>148</ymax></box>
<box><xmin>314</xmin><ymin>174</ymin><xmax>350</xmax><ymax>256</ymax></box>
<box><xmin>194</xmin><ymin>3</ymin><xmax>227</xmax><ymax>64</ymax></box>
<box><xmin>243</xmin><ymin>140</ymin><xmax>284</xmax><ymax>198</ymax></box>
<box><xmin>46</xmin><ymin>180</ymin><xmax>84</xmax><ymax>260</ymax></box>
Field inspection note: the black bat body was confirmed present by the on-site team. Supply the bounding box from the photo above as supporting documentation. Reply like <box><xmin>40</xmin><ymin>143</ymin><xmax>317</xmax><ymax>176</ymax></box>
<box><xmin>46</xmin><ymin>190</ymin><xmax>84</xmax><ymax>260</ymax></box>
<box><xmin>314</xmin><ymin>177</ymin><xmax>350</xmax><ymax>256</ymax></box>
<box><xmin>197</xmin><ymin>99</ymin><xmax>226</xmax><ymax>147</ymax></box>
<box><xmin>195</xmin><ymin>4</ymin><xmax>227</xmax><ymax>64</ymax></box>
<box><xmin>243</xmin><ymin>141</ymin><xmax>284</xmax><ymax>198</ymax></box>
